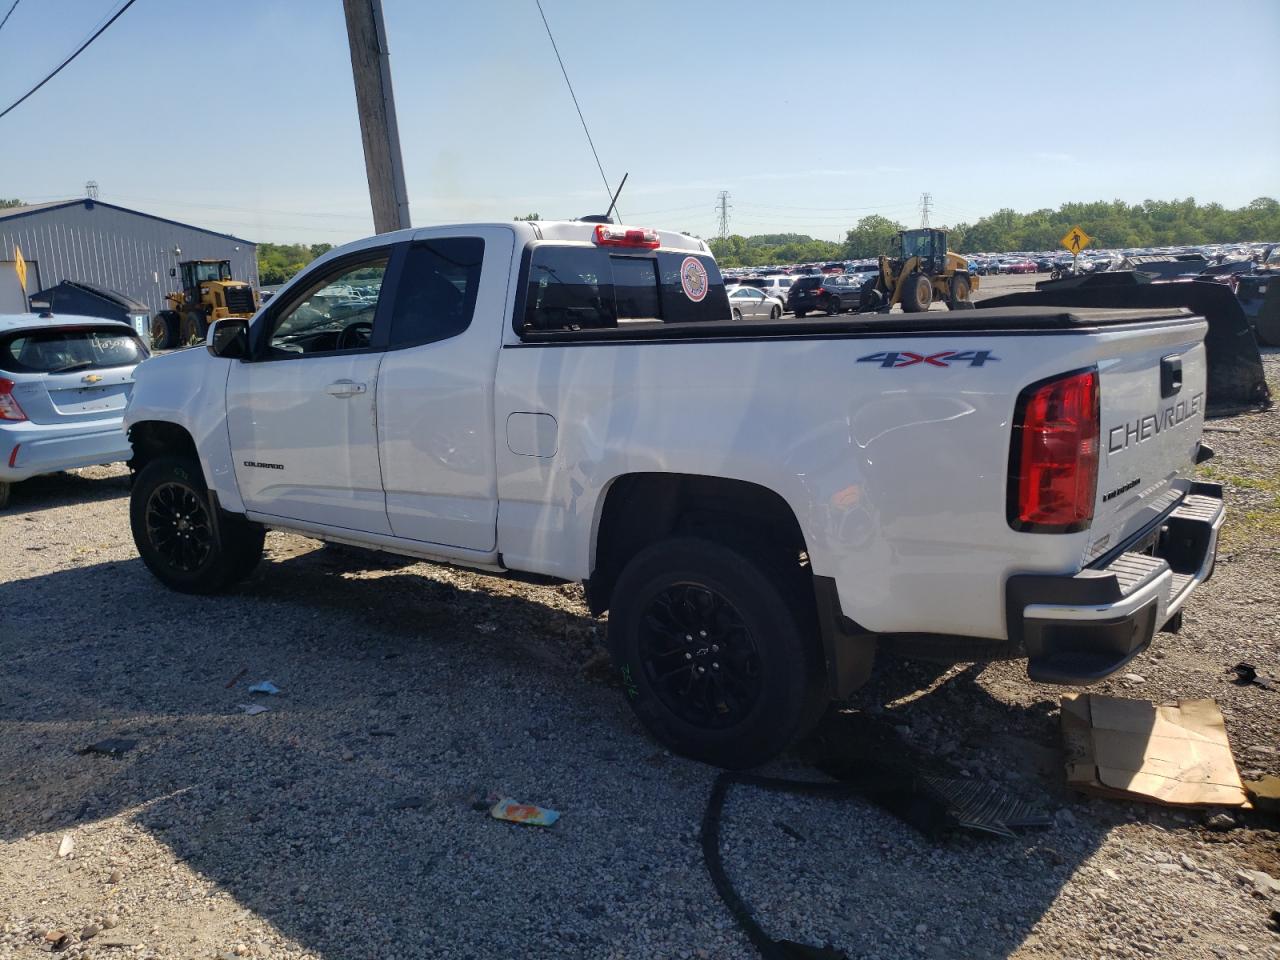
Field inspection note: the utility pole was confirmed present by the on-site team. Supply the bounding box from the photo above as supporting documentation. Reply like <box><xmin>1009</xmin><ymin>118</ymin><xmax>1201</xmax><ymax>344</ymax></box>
<box><xmin>716</xmin><ymin>190</ymin><xmax>732</xmax><ymax>239</ymax></box>
<box><xmin>85</xmin><ymin>180</ymin><xmax>99</xmax><ymax>199</ymax></box>
<box><xmin>342</xmin><ymin>0</ymin><xmax>411</xmax><ymax>233</ymax></box>
<box><xmin>919</xmin><ymin>191</ymin><xmax>932</xmax><ymax>228</ymax></box>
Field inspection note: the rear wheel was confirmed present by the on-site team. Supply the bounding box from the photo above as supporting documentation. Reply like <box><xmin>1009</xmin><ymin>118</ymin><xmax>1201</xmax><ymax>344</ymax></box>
<box><xmin>130</xmin><ymin>455</ymin><xmax>264</xmax><ymax>594</ymax></box>
<box><xmin>794</xmin><ymin>309</ymin><xmax>808</xmax><ymax>318</ymax></box>
<box><xmin>770</xmin><ymin>305</ymin><xmax>781</xmax><ymax>320</ymax></box>
<box><xmin>901</xmin><ymin>272</ymin><xmax>933</xmax><ymax>312</ymax></box>
<box><xmin>151</xmin><ymin>311</ymin><xmax>179</xmax><ymax>350</ymax></box>
<box><xmin>731</xmin><ymin>308</ymin><xmax>743</xmax><ymax>321</ymax></box>
<box><xmin>607</xmin><ymin>537</ymin><xmax>827</xmax><ymax>769</ymax></box>
<box><xmin>0</xmin><ymin>480</ymin><xmax>10</xmax><ymax>511</ymax></box>
<box><xmin>825</xmin><ymin>296</ymin><xmax>840</xmax><ymax>316</ymax></box>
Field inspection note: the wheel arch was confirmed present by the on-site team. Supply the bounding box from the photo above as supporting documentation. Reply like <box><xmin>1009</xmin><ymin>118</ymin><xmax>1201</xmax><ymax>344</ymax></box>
<box><xmin>127</xmin><ymin>420</ymin><xmax>200</xmax><ymax>477</ymax></box>
<box><xmin>587</xmin><ymin>471</ymin><xmax>874</xmax><ymax>699</ymax></box>
<box><xmin>586</xmin><ymin>472</ymin><xmax>809</xmax><ymax>616</ymax></box>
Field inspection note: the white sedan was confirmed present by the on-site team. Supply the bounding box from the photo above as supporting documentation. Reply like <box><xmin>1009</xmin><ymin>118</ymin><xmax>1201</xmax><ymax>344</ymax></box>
<box><xmin>0</xmin><ymin>312</ymin><xmax>148</xmax><ymax>509</ymax></box>
<box><xmin>726</xmin><ymin>285</ymin><xmax>785</xmax><ymax>320</ymax></box>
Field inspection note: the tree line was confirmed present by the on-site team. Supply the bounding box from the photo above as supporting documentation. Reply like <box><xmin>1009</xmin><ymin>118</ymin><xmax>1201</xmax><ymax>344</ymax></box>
<box><xmin>708</xmin><ymin>197</ymin><xmax>1280</xmax><ymax>267</ymax></box>
<box><xmin>257</xmin><ymin>242</ymin><xmax>334</xmax><ymax>285</ymax></box>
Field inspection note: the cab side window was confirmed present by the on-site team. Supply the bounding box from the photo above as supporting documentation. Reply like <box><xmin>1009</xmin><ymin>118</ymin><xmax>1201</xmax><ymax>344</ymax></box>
<box><xmin>266</xmin><ymin>257</ymin><xmax>389</xmax><ymax>356</ymax></box>
<box><xmin>387</xmin><ymin>237</ymin><xmax>485</xmax><ymax>347</ymax></box>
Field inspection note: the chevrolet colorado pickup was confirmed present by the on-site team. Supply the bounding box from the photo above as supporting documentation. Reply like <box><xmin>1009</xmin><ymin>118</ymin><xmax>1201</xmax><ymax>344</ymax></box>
<box><xmin>123</xmin><ymin>219</ymin><xmax>1224</xmax><ymax>768</ymax></box>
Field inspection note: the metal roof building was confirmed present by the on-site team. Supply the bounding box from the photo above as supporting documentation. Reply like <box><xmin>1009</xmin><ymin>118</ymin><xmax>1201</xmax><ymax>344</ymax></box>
<box><xmin>0</xmin><ymin>198</ymin><xmax>257</xmax><ymax>315</ymax></box>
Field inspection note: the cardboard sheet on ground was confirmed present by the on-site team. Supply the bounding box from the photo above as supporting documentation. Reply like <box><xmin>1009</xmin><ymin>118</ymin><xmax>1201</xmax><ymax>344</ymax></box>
<box><xmin>1061</xmin><ymin>694</ymin><xmax>1249</xmax><ymax>807</ymax></box>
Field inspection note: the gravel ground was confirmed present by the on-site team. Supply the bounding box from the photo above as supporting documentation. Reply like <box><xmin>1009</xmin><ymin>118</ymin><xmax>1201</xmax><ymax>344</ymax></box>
<box><xmin>0</xmin><ymin>345</ymin><xmax>1276</xmax><ymax>960</ymax></box>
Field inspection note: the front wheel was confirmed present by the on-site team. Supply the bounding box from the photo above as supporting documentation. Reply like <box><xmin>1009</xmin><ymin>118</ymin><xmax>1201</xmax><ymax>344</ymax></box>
<box><xmin>900</xmin><ymin>272</ymin><xmax>933</xmax><ymax>312</ymax></box>
<box><xmin>607</xmin><ymin>537</ymin><xmax>826</xmax><ymax>769</ymax></box>
<box><xmin>731</xmin><ymin>308</ymin><xmax>742</xmax><ymax>321</ymax></box>
<box><xmin>0</xmin><ymin>480</ymin><xmax>10</xmax><ymax>510</ymax></box>
<box><xmin>130</xmin><ymin>455</ymin><xmax>264</xmax><ymax>594</ymax></box>
<box><xmin>180</xmin><ymin>312</ymin><xmax>208</xmax><ymax>346</ymax></box>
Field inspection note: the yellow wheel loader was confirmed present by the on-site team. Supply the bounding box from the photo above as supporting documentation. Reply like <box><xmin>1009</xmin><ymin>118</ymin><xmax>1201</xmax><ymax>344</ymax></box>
<box><xmin>151</xmin><ymin>259</ymin><xmax>259</xmax><ymax>349</ymax></box>
<box><xmin>864</xmin><ymin>228</ymin><xmax>977</xmax><ymax>313</ymax></box>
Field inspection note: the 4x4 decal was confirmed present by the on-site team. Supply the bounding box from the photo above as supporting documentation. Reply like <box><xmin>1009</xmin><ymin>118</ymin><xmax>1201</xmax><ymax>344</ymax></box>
<box><xmin>856</xmin><ymin>350</ymin><xmax>999</xmax><ymax>368</ymax></box>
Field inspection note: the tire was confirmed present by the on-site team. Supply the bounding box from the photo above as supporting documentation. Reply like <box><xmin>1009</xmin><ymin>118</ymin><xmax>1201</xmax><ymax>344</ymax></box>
<box><xmin>947</xmin><ymin>273</ymin><xmax>975</xmax><ymax>310</ymax></box>
<box><xmin>770</xmin><ymin>306</ymin><xmax>781</xmax><ymax>320</ymax></box>
<box><xmin>900</xmin><ymin>272</ymin><xmax>933</xmax><ymax>313</ymax></box>
<box><xmin>180</xmin><ymin>312</ymin><xmax>209</xmax><ymax>346</ymax></box>
<box><xmin>825</xmin><ymin>297</ymin><xmax>840</xmax><ymax>316</ymax></box>
<box><xmin>607</xmin><ymin>537</ymin><xmax>827</xmax><ymax>769</ymax></box>
<box><xmin>151</xmin><ymin>311</ymin><xmax>179</xmax><ymax>350</ymax></box>
<box><xmin>731</xmin><ymin>308</ymin><xmax>742</xmax><ymax>321</ymax></box>
<box><xmin>130</xmin><ymin>455</ymin><xmax>264</xmax><ymax>594</ymax></box>
<box><xmin>794</xmin><ymin>309</ymin><xmax>808</xmax><ymax>318</ymax></box>
<box><xmin>0</xmin><ymin>480</ymin><xmax>10</xmax><ymax>510</ymax></box>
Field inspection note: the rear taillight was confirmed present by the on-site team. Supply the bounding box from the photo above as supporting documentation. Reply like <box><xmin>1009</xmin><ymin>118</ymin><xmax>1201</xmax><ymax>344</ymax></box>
<box><xmin>0</xmin><ymin>378</ymin><xmax>28</xmax><ymax>422</ymax></box>
<box><xmin>1008</xmin><ymin>368</ymin><xmax>1099</xmax><ymax>533</ymax></box>
<box><xmin>815</xmin><ymin>287</ymin><xmax>825</xmax><ymax>295</ymax></box>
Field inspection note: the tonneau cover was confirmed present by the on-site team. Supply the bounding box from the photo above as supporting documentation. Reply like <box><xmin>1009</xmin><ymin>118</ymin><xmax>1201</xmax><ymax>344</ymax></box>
<box><xmin>518</xmin><ymin>305</ymin><xmax>1198</xmax><ymax>343</ymax></box>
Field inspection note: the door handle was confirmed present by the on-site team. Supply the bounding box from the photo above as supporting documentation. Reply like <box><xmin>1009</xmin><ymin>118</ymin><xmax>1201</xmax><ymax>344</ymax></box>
<box><xmin>325</xmin><ymin>380</ymin><xmax>367</xmax><ymax>398</ymax></box>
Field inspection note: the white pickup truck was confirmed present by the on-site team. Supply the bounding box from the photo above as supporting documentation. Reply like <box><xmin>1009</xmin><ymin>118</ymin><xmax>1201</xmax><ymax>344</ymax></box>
<box><xmin>123</xmin><ymin>219</ymin><xmax>1225</xmax><ymax>768</ymax></box>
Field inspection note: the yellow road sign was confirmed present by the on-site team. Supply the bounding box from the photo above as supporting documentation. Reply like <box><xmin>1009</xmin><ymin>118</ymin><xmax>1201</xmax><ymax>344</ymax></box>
<box><xmin>1060</xmin><ymin>226</ymin><xmax>1092</xmax><ymax>255</ymax></box>
<box><xmin>14</xmin><ymin>245</ymin><xmax>27</xmax><ymax>293</ymax></box>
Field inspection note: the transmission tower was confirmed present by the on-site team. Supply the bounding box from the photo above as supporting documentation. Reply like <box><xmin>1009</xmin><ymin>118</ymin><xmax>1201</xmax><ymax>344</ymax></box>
<box><xmin>919</xmin><ymin>191</ymin><xmax>932</xmax><ymax>228</ymax></box>
<box><xmin>716</xmin><ymin>190</ymin><xmax>732</xmax><ymax>239</ymax></box>
<box><xmin>85</xmin><ymin>180</ymin><xmax>99</xmax><ymax>199</ymax></box>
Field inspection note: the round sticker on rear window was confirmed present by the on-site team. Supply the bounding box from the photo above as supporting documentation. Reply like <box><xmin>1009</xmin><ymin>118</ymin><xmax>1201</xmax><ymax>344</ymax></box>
<box><xmin>680</xmin><ymin>256</ymin><xmax>709</xmax><ymax>302</ymax></box>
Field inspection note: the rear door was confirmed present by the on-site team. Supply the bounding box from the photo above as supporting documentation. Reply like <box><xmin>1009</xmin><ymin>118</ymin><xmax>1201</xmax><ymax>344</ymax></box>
<box><xmin>375</xmin><ymin>226</ymin><xmax>512</xmax><ymax>553</ymax></box>
<box><xmin>1</xmin><ymin>323</ymin><xmax>146</xmax><ymax>424</ymax></box>
<box><xmin>1088</xmin><ymin>328</ymin><xmax>1208</xmax><ymax>559</ymax></box>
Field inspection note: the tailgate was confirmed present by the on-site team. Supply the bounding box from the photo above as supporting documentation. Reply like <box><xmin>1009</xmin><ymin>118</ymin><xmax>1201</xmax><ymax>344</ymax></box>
<box><xmin>1090</xmin><ymin>334</ymin><xmax>1207</xmax><ymax>559</ymax></box>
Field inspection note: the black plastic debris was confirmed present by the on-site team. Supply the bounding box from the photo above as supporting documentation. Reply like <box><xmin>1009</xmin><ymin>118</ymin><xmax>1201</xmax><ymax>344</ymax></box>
<box><xmin>77</xmin><ymin>738</ymin><xmax>138</xmax><ymax>757</ymax></box>
<box><xmin>1233</xmin><ymin>663</ymin><xmax>1276</xmax><ymax>691</ymax></box>
<box><xmin>700</xmin><ymin>710</ymin><xmax>1052</xmax><ymax>959</ymax></box>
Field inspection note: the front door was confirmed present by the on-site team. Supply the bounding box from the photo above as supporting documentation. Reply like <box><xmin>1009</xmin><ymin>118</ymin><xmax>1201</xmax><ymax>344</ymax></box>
<box><xmin>226</xmin><ymin>249</ymin><xmax>394</xmax><ymax>535</ymax></box>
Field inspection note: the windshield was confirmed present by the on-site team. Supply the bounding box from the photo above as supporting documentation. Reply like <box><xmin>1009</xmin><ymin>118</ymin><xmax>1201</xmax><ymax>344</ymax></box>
<box><xmin>192</xmin><ymin>262</ymin><xmax>231</xmax><ymax>283</ymax></box>
<box><xmin>900</xmin><ymin>233</ymin><xmax>934</xmax><ymax>258</ymax></box>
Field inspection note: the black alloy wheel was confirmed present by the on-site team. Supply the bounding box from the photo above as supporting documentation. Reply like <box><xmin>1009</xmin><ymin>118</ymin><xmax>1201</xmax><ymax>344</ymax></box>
<box><xmin>638</xmin><ymin>583</ymin><xmax>763</xmax><ymax>730</ymax></box>
<box><xmin>144</xmin><ymin>480</ymin><xmax>214</xmax><ymax>573</ymax></box>
<box><xmin>129</xmin><ymin>455</ymin><xmax>265</xmax><ymax>594</ymax></box>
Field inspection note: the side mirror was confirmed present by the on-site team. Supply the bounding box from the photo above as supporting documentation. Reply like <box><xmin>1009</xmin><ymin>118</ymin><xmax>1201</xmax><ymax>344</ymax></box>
<box><xmin>207</xmin><ymin>318</ymin><xmax>249</xmax><ymax>359</ymax></box>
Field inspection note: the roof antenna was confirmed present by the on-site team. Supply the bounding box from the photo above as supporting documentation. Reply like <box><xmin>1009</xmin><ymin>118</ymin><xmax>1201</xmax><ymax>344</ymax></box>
<box><xmin>535</xmin><ymin>0</ymin><xmax>616</xmax><ymax>216</ymax></box>
<box><xmin>603</xmin><ymin>172</ymin><xmax>628</xmax><ymax>224</ymax></box>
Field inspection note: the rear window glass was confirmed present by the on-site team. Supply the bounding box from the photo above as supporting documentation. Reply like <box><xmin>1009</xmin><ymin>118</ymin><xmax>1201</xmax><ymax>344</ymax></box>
<box><xmin>521</xmin><ymin>246</ymin><xmax>729</xmax><ymax>333</ymax></box>
<box><xmin>1</xmin><ymin>326</ymin><xmax>147</xmax><ymax>373</ymax></box>
<box><xmin>792</xmin><ymin>276</ymin><xmax>824</xmax><ymax>291</ymax></box>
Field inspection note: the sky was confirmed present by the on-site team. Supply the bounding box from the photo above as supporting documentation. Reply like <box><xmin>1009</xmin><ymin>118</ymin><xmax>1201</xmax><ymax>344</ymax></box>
<box><xmin>0</xmin><ymin>0</ymin><xmax>1277</xmax><ymax>245</ymax></box>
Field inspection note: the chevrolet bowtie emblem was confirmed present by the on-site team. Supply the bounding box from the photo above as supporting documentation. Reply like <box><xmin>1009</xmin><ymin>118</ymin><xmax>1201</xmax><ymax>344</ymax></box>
<box><xmin>82</xmin><ymin>374</ymin><xmax>103</xmax><ymax>384</ymax></box>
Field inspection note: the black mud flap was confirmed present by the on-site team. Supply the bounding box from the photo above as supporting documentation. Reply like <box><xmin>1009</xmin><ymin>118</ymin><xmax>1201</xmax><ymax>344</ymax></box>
<box><xmin>981</xmin><ymin>275</ymin><xmax>1270</xmax><ymax>413</ymax></box>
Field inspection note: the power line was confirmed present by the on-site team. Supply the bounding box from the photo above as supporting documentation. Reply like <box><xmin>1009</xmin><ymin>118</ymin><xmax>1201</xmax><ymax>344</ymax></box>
<box><xmin>0</xmin><ymin>0</ymin><xmax>140</xmax><ymax>121</ymax></box>
<box><xmin>533</xmin><ymin>0</ymin><xmax>616</xmax><ymax>219</ymax></box>
<box><xmin>0</xmin><ymin>0</ymin><xmax>21</xmax><ymax>36</ymax></box>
